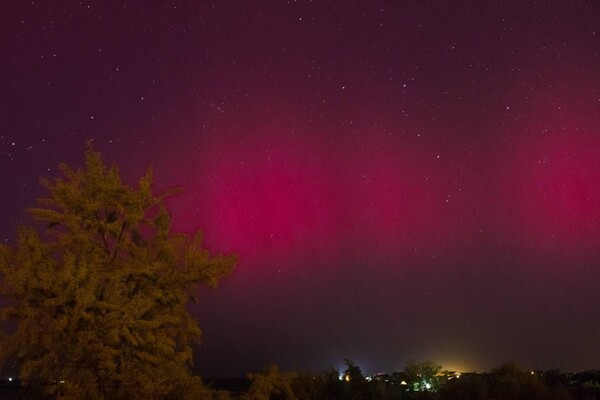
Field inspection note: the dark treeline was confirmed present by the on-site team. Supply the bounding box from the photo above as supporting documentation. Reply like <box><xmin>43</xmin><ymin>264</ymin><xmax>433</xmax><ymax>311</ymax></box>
<box><xmin>2</xmin><ymin>361</ymin><xmax>599</xmax><ymax>399</ymax></box>
<box><xmin>230</xmin><ymin>361</ymin><xmax>600</xmax><ymax>400</ymax></box>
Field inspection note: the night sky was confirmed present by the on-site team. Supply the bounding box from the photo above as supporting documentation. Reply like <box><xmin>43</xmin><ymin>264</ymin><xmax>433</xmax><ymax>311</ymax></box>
<box><xmin>2</xmin><ymin>1</ymin><xmax>600</xmax><ymax>378</ymax></box>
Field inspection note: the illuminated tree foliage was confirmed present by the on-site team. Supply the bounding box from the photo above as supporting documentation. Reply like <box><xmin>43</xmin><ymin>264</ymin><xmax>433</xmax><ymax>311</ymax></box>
<box><xmin>403</xmin><ymin>360</ymin><xmax>445</xmax><ymax>392</ymax></box>
<box><xmin>0</xmin><ymin>146</ymin><xmax>237</xmax><ymax>399</ymax></box>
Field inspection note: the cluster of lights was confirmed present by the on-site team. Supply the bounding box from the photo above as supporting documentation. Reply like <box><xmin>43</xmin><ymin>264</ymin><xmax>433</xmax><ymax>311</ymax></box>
<box><xmin>338</xmin><ymin>363</ymin><xmax>464</xmax><ymax>393</ymax></box>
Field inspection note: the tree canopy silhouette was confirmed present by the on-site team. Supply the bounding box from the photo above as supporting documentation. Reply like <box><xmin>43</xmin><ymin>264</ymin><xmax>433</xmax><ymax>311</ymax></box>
<box><xmin>0</xmin><ymin>145</ymin><xmax>237</xmax><ymax>399</ymax></box>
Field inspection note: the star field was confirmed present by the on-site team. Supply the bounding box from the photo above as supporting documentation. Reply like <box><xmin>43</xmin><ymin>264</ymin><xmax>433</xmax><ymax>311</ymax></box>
<box><xmin>1</xmin><ymin>1</ymin><xmax>600</xmax><ymax>377</ymax></box>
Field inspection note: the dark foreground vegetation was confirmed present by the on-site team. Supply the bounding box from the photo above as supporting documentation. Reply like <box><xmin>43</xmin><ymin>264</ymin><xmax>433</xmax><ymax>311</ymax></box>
<box><xmin>1</xmin><ymin>360</ymin><xmax>599</xmax><ymax>399</ymax></box>
<box><xmin>233</xmin><ymin>361</ymin><xmax>600</xmax><ymax>400</ymax></box>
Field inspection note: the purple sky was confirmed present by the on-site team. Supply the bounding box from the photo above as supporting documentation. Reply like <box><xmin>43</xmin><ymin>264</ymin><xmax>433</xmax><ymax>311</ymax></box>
<box><xmin>2</xmin><ymin>1</ymin><xmax>600</xmax><ymax>377</ymax></box>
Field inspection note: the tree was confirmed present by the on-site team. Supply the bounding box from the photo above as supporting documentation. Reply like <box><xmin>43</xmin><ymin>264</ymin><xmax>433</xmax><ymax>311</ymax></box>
<box><xmin>0</xmin><ymin>146</ymin><xmax>237</xmax><ymax>399</ymax></box>
<box><xmin>242</xmin><ymin>365</ymin><xmax>298</xmax><ymax>400</ymax></box>
<box><xmin>319</xmin><ymin>367</ymin><xmax>350</xmax><ymax>400</ymax></box>
<box><xmin>403</xmin><ymin>360</ymin><xmax>444</xmax><ymax>393</ymax></box>
<box><xmin>341</xmin><ymin>359</ymin><xmax>383</xmax><ymax>400</ymax></box>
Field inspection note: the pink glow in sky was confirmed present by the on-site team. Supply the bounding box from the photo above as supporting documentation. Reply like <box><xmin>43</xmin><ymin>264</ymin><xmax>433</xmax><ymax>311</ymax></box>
<box><xmin>515</xmin><ymin>131</ymin><xmax>600</xmax><ymax>244</ymax></box>
<box><xmin>176</xmin><ymin>108</ymin><xmax>600</xmax><ymax>270</ymax></box>
<box><xmin>504</xmin><ymin>92</ymin><xmax>600</xmax><ymax>256</ymax></box>
<box><xmin>180</xmin><ymin>128</ymin><xmax>454</xmax><ymax>266</ymax></box>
